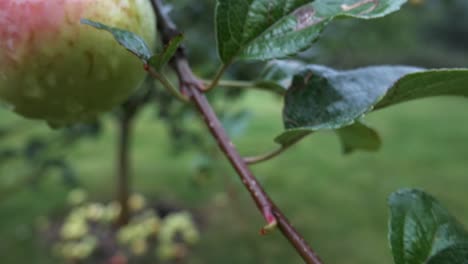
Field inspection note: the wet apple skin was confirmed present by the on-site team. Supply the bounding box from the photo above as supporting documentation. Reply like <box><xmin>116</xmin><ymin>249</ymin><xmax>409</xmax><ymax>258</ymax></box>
<box><xmin>0</xmin><ymin>0</ymin><xmax>156</xmax><ymax>125</ymax></box>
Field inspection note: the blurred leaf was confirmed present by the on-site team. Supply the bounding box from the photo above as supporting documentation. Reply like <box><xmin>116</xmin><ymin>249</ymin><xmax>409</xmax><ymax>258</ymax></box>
<box><xmin>0</xmin><ymin>149</ymin><xmax>18</xmax><ymax>164</ymax></box>
<box><xmin>216</xmin><ymin>0</ymin><xmax>407</xmax><ymax>62</ymax></box>
<box><xmin>24</xmin><ymin>138</ymin><xmax>48</xmax><ymax>161</ymax></box>
<box><xmin>389</xmin><ymin>189</ymin><xmax>468</xmax><ymax>264</ymax></box>
<box><xmin>221</xmin><ymin>110</ymin><xmax>252</xmax><ymax>139</ymax></box>
<box><xmin>42</xmin><ymin>160</ymin><xmax>78</xmax><ymax>187</ymax></box>
<box><xmin>0</xmin><ymin>128</ymin><xmax>8</xmax><ymax>139</ymax></box>
<box><xmin>81</xmin><ymin>19</ymin><xmax>152</xmax><ymax>61</ymax></box>
<box><xmin>63</xmin><ymin>122</ymin><xmax>102</xmax><ymax>141</ymax></box>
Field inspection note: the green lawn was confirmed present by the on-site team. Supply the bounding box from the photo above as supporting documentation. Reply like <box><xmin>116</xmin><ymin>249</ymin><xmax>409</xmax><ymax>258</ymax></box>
<box><xmin>1</xmin><ymin>91</ymin><xmax>468</xmax><ymax>264</ymax></box>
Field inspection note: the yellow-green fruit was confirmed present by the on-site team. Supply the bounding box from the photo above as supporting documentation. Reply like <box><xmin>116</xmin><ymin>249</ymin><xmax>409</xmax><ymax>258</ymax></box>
<box><xmin>0</xmin><ymin>0</ymin><xmax>156</xmax><ymax>125</ymax></box>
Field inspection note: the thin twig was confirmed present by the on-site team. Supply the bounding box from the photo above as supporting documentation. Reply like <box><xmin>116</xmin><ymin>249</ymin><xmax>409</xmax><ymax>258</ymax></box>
<box><xmin>202</xmin><ymin>79</ymin><xmax>285</xmax><ymax>95</ymax></box>
<box><xmin>202</xmin><ymin>79</ymin><xmax>253</xmax><ymax>89</ymax></box>
<box><xmin>150</xmin><ymin>1</ymin><xmax>323</xmax><ymax>263</ymax></box>
<box><xmin>203</xmin><ymin>64</ymin><xmax>229</xmax><ymax>92</ymax></box>
<box><xmin>146</xmin><ymin>66</ymin><xmax>189</xmax><ymax>102</ymax></box>
<box><xmin>244</xmin><ymin>134</ymin><xmax>308</xmax><ymax>165</ymax></box>
<box><xmin>244</xmin><ymin>146</ymin><xmax>287</xmax><ymax>165</ymax></box>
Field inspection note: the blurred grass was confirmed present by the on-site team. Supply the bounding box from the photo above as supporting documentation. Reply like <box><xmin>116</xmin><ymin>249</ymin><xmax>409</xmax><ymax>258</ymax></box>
<box><xmin>1</xmin><ymin>91</ymin><xmax>468</xmax><ymax>264</ymax></box>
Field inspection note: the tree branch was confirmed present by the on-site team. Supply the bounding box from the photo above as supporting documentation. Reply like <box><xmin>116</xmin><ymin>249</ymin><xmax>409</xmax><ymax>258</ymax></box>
<box><xmin>150</xmin><ymin>1</ymin><xmax>323</xmax><ymax>263</ymax></box>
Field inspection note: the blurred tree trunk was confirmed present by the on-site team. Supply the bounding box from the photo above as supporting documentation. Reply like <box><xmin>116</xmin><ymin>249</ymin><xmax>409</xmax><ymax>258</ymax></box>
<box><xmin>116</xmin><ymin>112</ymin><xmax>134</xmax><ymax>227</ymax></box>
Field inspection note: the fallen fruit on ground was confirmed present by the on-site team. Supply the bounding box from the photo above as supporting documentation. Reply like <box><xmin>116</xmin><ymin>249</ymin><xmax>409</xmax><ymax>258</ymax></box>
<box><xmin>0</xmin><ymin>0</ymin><xmax>156</xmax><ymax>125</ymax></box>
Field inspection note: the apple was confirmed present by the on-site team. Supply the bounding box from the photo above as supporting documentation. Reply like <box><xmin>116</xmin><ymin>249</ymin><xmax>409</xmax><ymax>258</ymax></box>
<box><xmin>0</xmin><ymin>0</ymin><xmax>156</xmax><ymax>125</ymax></box>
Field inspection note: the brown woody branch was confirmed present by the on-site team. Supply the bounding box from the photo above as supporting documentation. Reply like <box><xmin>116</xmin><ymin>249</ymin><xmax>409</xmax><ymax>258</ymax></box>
<box><xmin>149</xmin><ymin>1</ymin><xmax>323</xmax><ymax>263</ymax></box>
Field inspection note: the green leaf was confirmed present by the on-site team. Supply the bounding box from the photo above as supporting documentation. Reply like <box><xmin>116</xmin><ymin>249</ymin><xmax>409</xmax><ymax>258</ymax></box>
<box><xmin>427</xmin><ymin>245</ymin><xmax>468</xmax><ymax>264</ymax></box>
<box><xmin>376</xmin><ymin>69</ymin><xmax>468</xmax><ymax>110</ymax></box>
<box><xmin>276</xmin><ymin>65</ymin><xmax>468</xmax><ymax>153</ymax></box>
<box><xmin>148</xmin><ymin>34</ymin><xmax>184</xmax><ymax>71</ymax></box>
<box><xmin>221</xmin><ymin>110</ymin><xmax>252</xmax><ymax>139</ymax></box>
<box><xmin>274</xmin><ymin>129</ymin><xmax>312</xmax><ymax>147</ymax></box>
<box><xmin>255</xmin><ymin>60</ymin><xmax>306</xmax><ymax>94</ymax></box>
<box><xmin>388</xmin><ymin>189</ymin><xmax>468</xmax><ymax>264</ymax></box>
<box><xmin>262</xmin><ymin>61</ymin><xmax>389</xmax><ymax>154</ymax></box>
<box><xmin>273</xmin><ymin>121</ymin><xmax>381</xmax><ymax>154</ymax></box>
<box><xmin>282</xmin><ymin>65</ymin><xmax>423</xmax><ymax>130</ymax></box>
<box><xmin>215</xmin><ymin>0</ymin><xmax>407</xmax><ymax>62</ymax></box>
<box><xmin>81</xmin><ymin>19</ymin><xmax>152</xmax><ymax>62</ymax></box>
<box><xmin>336</xmin><ymin>122</ymin><xmax>380</xmax><ymax>154</ymax></box>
